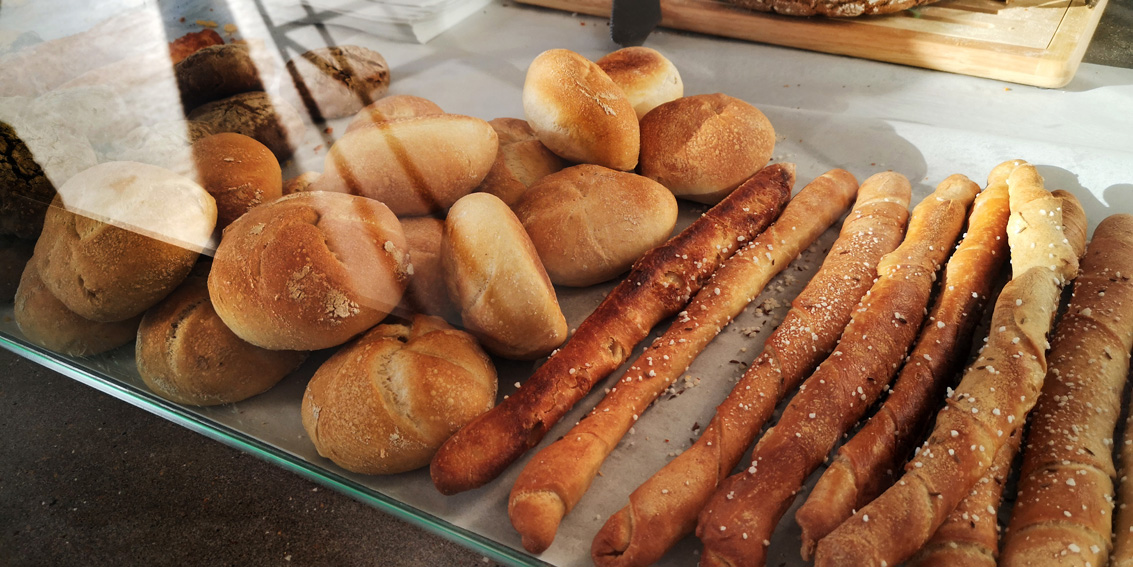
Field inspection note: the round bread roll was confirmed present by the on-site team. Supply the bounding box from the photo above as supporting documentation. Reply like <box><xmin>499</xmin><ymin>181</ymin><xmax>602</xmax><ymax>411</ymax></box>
<box><xmin>301</xmin><ymin>314</ymin><xmax>497</xmax><ymax>475</ymax></box>
<box><xmin>35</xmin><ymin>162</ymin><xmax>217</xmax><ymax>322</ymax></box>
<box><xmin>596</xmin><ymin>47</ymin><xmax>684</xmax><ymax>120</ymax></box>
<box><xmin>208</xmin><ymin>191</ymin><xmax>410</xmax><ymax>351</ymax></box>
<box><xmin>442</xmin><ymin>192</ymin><xmax>568</xmax><ymax>360</ymax></box>
<box><xmin>523</xmin><ymin>48</ymin><xmax>639</xmax><ymax>171</ymax></box>
<box><xmin>137</xmin><ymin>270</ymin><xmax>307</xmax><ymax>406</ymax></box>
<box><xmin>639</xmin><ymin>93</ymin><xmax>776</xmax><ymax>204</ymax></box>
<box><xmin>344</xmin><ymin>94</ymin><xmax>443</xmax><ymax>134</ymax></box>
<box><xmin>309</xmin><ymin>114</ymin><xmax>497</xmax><ymax>216</ymax></box>
<box><xmin>515</xmin><ymin>165</ymin><xmax>678</xmax><ymax>287</ymax></box>
<box><xmin>282</xmin><ymin>171</ymin><xmax>320</xmax><ymax>195</ymax></box>
<box><xmin>398</xmin><ymin>217</ymin><xmax>457</xmax><ymax>321</ymax></box>
<box><xmin>188</xmin><ymin>91</ymin><xmax>307</xmax><ymax>160</ymax></box>
<box><xmin>0</xmin><ymin>235</ymin><xmax>34</xmax><ymax>302</ymax></box>
<box><xmin>475</xmin><ymin>117</ymin><xmax>566</xmax><ymax>206</ymax></box>
<box><xmin>191</xmin><ymin>132</ymin><xmax>282</xmax><ymax>228</ymax></box>
<box><xmin>15</xmin><ymin>255</ymin><xmax>141</xmax><ymax>357</ymax></box>
<box><xmin>176</xmin><ymin>41</ymin><xmax>277</xmax><ymax>112</ymax></box>
<box><xmin>286</xmin><ymin>45</ymin><xmax>390</xmax><ymax>121</ymax></box>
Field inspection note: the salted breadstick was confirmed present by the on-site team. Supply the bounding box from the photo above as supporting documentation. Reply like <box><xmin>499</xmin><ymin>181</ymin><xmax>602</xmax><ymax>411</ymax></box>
<box><xmin>814</xmin><ymin>162</ymin><xmax>1088</xmax><ymax>567</ymax></box>
<box><xmin>795</xmin><ymin>162</ymin><xmax>1013</xmax><ymax>557</ymax></box>
<box><xmin>697</xmin><ymin>174</ymin><xmax>980</xmax><ymax>567</ymax></box>
<box><xmin>506</xmin><ymin>170</ymin><xmax>858</xmax><ymax>553</ymax></box>
<box><xmin>999</xmin><ymin>213</ymin><xmax>1133</xmax><ymax>566</ymax></box>
<box><xmin>591</xmin><ymin>172</ymin><xmax>911</xmax><ymax>567</ymax></box>
<box><xmin>429</xmin><ymin>164</ymin><xmax>793</xmax><ymax>495</ymax></box>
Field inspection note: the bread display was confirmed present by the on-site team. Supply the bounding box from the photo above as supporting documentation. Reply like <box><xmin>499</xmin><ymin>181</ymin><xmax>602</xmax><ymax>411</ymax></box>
<box><xmin>522</xmin><ymin>48</ymin><xmax>639</xmax><ymax>171</ymax></box>
<box><xmin>136</xmin><ymin>269</ymin><xmax>307</xmax><ymax>406</ymax></box>
<box><xmin>208</xmin><ymin>191</ymin><xmax>410</xmax><ymax>352</ymax></box>
<box><xmin>595</xmin><ymin>47</ymin><xmax>683</xmax><ymax>120</ymax></box>
<box><xmin>344</xmin><ymin>94</ymin><xmax>444</xmax><ymax>133</ymax></box>
<box><xmin>301</xmin><ymin>314</ymin><xmax>497</xmax><ymax>475</ymax></box>
<box><xmin>191</xmin><ymin>132</ymin><xmax>282</xmax><ymax>228</ymax></box>
<box><xmin>176</xmin><ymin>42</ymin><xmax>276</xmax><ymax>112</ymax></box>
<box><xmin>399</xmin><ymin>216</ymin><xmax>457</xmax><ymax>321</ymax></box>
<box><xmin>187</xmin><ymin>91</ymin><xmax>307</xmax><ymax>160</ymax></box>
<box><xmin>309</xmin><ymin>114</ymin><xmax>498</xmax><ymax>216</ymax></box>
<box><xmin>475</xmin><ymin>117</ymin><xmax>566</xmax><ymax>206</ymax></box>
<box><xmin>514</xmin><ymin>164</ymin><xmax>677</xmax><ymax>287</ymax></box>
<box><xmin>639</xmin><ymin>93</ymin><xmax>776</xmax><ymax>204</ymax></box>
<box><xmin>286</xmin><ymin>45</ymin><xmax>390</xmax><ymax>120</ymax></box>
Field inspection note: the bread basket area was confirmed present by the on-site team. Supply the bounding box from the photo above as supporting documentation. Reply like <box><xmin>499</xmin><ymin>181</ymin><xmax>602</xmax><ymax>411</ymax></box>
<box><xmin>1</xmin><ymin>0</ymin><xmax>1132</xmax><ymax>566</ymax></box>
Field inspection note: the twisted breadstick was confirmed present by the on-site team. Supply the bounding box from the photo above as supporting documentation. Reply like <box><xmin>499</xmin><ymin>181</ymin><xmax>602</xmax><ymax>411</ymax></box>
<box><xmin>590</xmin><ymin>171</ymin><xmax>910</xmax><ymax>567</ymax></box>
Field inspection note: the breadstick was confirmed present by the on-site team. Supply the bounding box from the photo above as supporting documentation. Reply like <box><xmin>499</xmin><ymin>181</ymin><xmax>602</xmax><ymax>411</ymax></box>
<box><xmin>591</xmin><ymin>171</ymin><xmax>911</xmax><ymax>567</ymax></box>
<box><xmin>999</xmin><ymin>213</ymin><xmax>1133</xmax><ymax>566</ymax></box>
<box><xmin>813</xmin><ymin>162</ymin><xmax>1088</xmax><ymax>567</ymax></box>
<box><xmin>429</xmin><ymin>164</ymin><xmax>793</xmax><ymax>495</ymax></box>
<box><xmin>795</xmin><ymin>162</ymin><xmax>1013</xmax><ymax>558</ymax></box>
<box><xmin>697</xmin><ymin>174</ymin><xmax>980</xmax><ymax>567</ymax></box>
<box><xmin>506</xmin><ymin>170</ymin><xmax>857</xmax><ymax>553</ymax></box>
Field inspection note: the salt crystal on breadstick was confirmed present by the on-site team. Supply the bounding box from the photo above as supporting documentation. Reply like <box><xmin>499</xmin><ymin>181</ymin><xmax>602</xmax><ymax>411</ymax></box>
<box><xmin>429</xmin><ymin>164</ymin><xmax>792</xmax><ymax>495</ymax></box>
<box><xmin>795</xmin><ymin>161</ymin><xmax>1013</xmax><ymax>558</ymax></box>
<box><xmin>697</xmin><ymin>174</ymin><xmax>979</xmax><ymax>567</ymax></box>
<box><xmin>591</xmin><ymin>171</ymin><xmax>911</xmax><ymax>567</ymax></box>
<box><xmin>813</xmin><ymin>162</ymin><xmax>1088</xmax><ymax>567</ymax></box>
<box><xmin>1000</xmin><ymin>213</ymin><xmax>1133</xmax><ymax>566</ymax></box>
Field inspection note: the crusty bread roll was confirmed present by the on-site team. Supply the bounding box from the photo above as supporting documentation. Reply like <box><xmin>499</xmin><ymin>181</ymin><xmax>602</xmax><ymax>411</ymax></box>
<box><xmin>442</xmin><ymin>192</ymin><xmax>567</xmax><ymax>360</ymax></box>
<box><xmin>309</xmin><ymin>114</ymin><xmax>498</xmax><ymax>216</ymax></box>
<box><xmin>188</xmin><ymin>91</ymin><xmax>307</xmax><ymax>160</ymax></box>
<box><xmin>282</xmin><ymin>171</ymin><xmax>320</xmax><ymax>195</ymax></box>
<box><xmin>301</xmin><ymin>314</ymin><xmax>497</xmax><ymax>475</ymax></box>
<box><xmin>137</xmin><ymin>268</ymin><xmax>307</xmax><ymax>406</ymax></box>
<box><xmin>399</xmin><ymin>217</ymin><xmax>458</xmax><ymax>321</ymax></box>
<box><xmin>191</xmin><ymin>132</ymin><xmax>282</xmax><ymax>228</ymax></box>
<box><xmin>175</xmin><ymin>41</ymin><xmax>276</xmax><ymax>112</ymax></box>
<box><xmin>596</xmin><ymin>47</ymin><xmax>683</xmax><ymax>120</ymax></box>
<box><xmin>514</xmin><ymin>164</ymin><xmax>677</xmax><ymax>286</ymax></box>
<box><xmin>286</xmin><ymin>45</ymin><xmax>390</xmax><ymax>121</ymax></box>
<box><xmin>523</xmin><ymin>49</ymin><xmax>639</xmax><ymax>171</ymax></box>
<box><xmin>208</xmin><ymin>191</ymin><xmax>410</xmax><ymax>351</ymax></box>
<box><xmin>476</xmin><ymin>117</ymin><xmax>566</xmax><ymax>206</ymax></box>
<box><xmin>639</xmin><ymin>93</ymin><xmax>776</xmax><ymax>204</ymax></box>
<box><xmin>344</xmin><ymin>94</ymin><xmax>443</xmax><ymax>134</ymax></box>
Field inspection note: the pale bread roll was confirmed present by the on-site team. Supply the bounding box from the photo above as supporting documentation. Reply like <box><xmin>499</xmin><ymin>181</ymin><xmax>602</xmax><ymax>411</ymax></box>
<box><xmin>639</xmin><ymin>93</ymin><xmax>776</xmax><ymax>204</ymax></box>
<box><xmin>522</xmin><ymin>49</ymin><xmax>639</xmax><ymax>171</ymax></box>
<box><xmin>596</xmin><ymin>47</ymin><xmax>683</xmax><ymax>120</ymax></box>
<box><xmin>301</xmin><ymin>314</ymin><xmax>497</xmax><ymax>475</ymax></box>
<box><xmin>476</xmin><ymin>117</ymin><xmax>566</xmax><ymax>206</ymax></box>
<box><xmin>286</xmin><ymin>45</ymin><xmax>390</xmax><ymax>120</ymax></box>
<box><xmin>191</xmin><ymin>132</ymin><xmax>282</xmax><ymax>228</ymax></box>
<box><xmin>515</xmin><ymin>164</ymin><xmax>678</xmax><ymax>286</ymax></box>
<box><xmin>399</xmin><ymin>216</ymin><xmax>458</xmax><ymax>321</ymax></box>
<box><xmin>345</xmin><ymin>94</ymin><xmax>443</xmax><ymax>133</ymax></box>
<box><xmin>442</xmin><ymin>192</ymin><xmax>568</xmax><ymax>360</ymax></box>
<box><xmin>208</xmin><ymin>191</ymin><xmax>410</xmax><ymax>351</ymax></box>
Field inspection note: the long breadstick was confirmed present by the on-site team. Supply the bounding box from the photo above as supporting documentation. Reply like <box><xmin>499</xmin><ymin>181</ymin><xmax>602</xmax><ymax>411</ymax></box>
<box><xmin>429</xmin><ymin>164</ymin><xmax>793</xmax><ymax>494</ymax></box>
<box><xmin>813</xmin><ymin>162</ymin><xmax>1088</xmax><ymax>567</ymax></box>
<box><xmin>795</xmin><ymin>162</ymin><xmax>1013</xmax><ymax>557</ymax></box>
<box><xmin>697</xmin><ymin>174</ymin><xmax>980</xmax><ymax>567</ymax></box>
<box><xmin>591</xmin><ymin>172</ymin><xmax>911</xmax><ymax>567</ymax></box>
<box><xmin>999</xmin><ymin>213</ymin><xmax>1133</xmax><ymax>566</ymax></box>
<box><xmin>506</xmin><ymin>170</ymin><xmax>858</xmax><ymax>554</ymax></box>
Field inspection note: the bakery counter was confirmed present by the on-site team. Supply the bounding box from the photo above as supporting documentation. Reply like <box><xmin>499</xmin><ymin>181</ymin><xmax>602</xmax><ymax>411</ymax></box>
<box><xmin>2</xmin><ymin>0</ymin><xmax>1132</xmax><ymax>566</ymax></box>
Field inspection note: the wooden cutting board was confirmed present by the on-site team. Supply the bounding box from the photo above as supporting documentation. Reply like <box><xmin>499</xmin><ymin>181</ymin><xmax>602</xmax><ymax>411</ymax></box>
<box><xmin>514</xmin><ymin>0</ymin><xmax>1108</xmax><ymax>87</ymax></box>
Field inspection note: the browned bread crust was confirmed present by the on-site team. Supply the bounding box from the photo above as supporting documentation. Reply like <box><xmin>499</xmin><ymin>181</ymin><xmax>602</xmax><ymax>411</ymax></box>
<box><xmin>727</xmin><ymin>0</ymin><xmax>939</xmax><ymax>17</ymax></box>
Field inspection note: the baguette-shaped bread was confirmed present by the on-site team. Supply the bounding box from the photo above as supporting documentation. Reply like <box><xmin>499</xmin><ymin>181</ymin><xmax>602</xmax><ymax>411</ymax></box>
<box><xmin>697</xmin><ymin>174</ymin><xmax>979</xmax><ymax>567</ymax></box>
<box><xmin>591</xmin><ymin>172</ymin><xmax>912</xmax><ymax>567</ymax></box>
<box><xmin>508</xmin><ymin>170</ymin><xmax>858</xmax><ymax>554</ymax></box>
<box><xmin>795</xmin><ymin>164</ymin><xmax>1013</xmax><ymax>557</ymax></box>
<box><xmin>429</xmin><ymin>164</ymin><xmax>794</xmax><ymax>494</ymax></box>
<box><xmin>999</xmin><ymin>213</ymin><xmax>1133</xmax><ymax>566</ymax></box>
<box><xmin>814</xmin><ymin>162</ymin><xmax>1087</xmax><ymax>567</ymax></box>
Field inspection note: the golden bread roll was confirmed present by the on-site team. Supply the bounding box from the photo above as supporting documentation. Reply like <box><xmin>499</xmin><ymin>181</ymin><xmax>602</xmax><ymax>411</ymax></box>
<box><xmin>282</xmin><ymin>171</ymin><xmax>320</xmax><ymax>195</ymax></box>
<box><xmin>522</xmin><ymin>49</ymin><xmax>639</xmax><ymax>171</ymax></box>
<box><xmin>136</xmin><ymin>270</ymin><xmax>307</xmax><ymax>406</ymax></box>
<box><xmin>310</xmin><ymin>114</ymin><xmax>498</xmax><ymax>216</ymax></box>
<box><xmin>596</xmin><ymin>46</ymin><xmax>684</xmax><ymax>120</ymax></box>
<box><xmin>301</xmin><ymin>314</ymin><xmax>497</xmax><ymax>475</ymax></box>
<box><xmin>476</xmin><ymin>117</ymin><xmax>566</xmax><ymax>206</ymax></box>
<box><xmin>188</xmin><ymin>91</ymin><xmax>307</xmax><ymax>160</ymax></box>
<box><xmin>208</xmin><ymin>191</ymin><xmax>410</xmax><ymax>351</ymax></box>
<box><xmin>344</xmin><ymin>94</ymin><xmax>443</xmax><ymax>133</ymax></box>
<box><xmin>286</xmin><ymin>45</ymin><xmax>390</xmax><ymax>120</ymax></box>
<box><xmin>442</xmin><ymin>192</ymin><xmax>567</xmax><ymax>360</ymax></box>
<box><xmin>399</xmin><ymin>216</ymin><xmax>458</xmax><ymax>321</ymax></box>
<box><xmin>514</xmin><ymin>164</ymin><xmax>677</xmax><ymax>286</ymax></box>
<box><xmin>175</xmin><ymin>41</ymin><xmax>276</xmax><ymax>112</ymax></box>
<box><xmin>191</xmin><ymin>132</ymin><xmax>282</xmax><ymax>228</ymax></box>
<box><xmin>639</xmin><ymin>93</ymin><xmax>776</xmax><ymax>204</ymax></box>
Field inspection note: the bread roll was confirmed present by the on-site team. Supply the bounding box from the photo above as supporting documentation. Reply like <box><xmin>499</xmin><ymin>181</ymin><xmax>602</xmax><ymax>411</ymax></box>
<box><xmin>515</xmin><ymin>164</ymin><xmax>677</xmax><ymax>286</ymax></box>
<box><xmin>344</xmin><ymin>94</ymin><xmax>443</xmax><ymax>133</ymax></box>
<box><xmin>476</xmin><ymin>117</ymin><xmax>566</xmax><ymax>206</ymax></box>
<box><xmin>523</xmin><ymin>49</ymin><xmax>639</xmax><ymax>171</ymax></box>
<box><xmin>596</xmin><ymin>47</ymin><xmax>683</xmax><ymax>120</ymax></box>
<box><xmin>282</xmin><ymin>171</ymin><xmax>320</xmax><ymax>195</ymax></box>
<box><xmin>301</xmin><ymin>314</ymin><xmax>497</xmax><ymax>475</ymax></box>
<box><xmin>188</xmin><ymin>91</ymin><xmax>307</xmax><ymax>160</ymax></box>
<box><xmin>310</xmin><ymin>114</ymin><xmax>498</xmax><ymax>216</ymax></box>
<box><xmin>208</xmin><ymin>191</ymin><xmax>410</xmax><ymax>351</ymax></box>
<box><xmin>0</xmin><ymin>235</ymin><xmax>33</xmax><ymax>302</ymax></box>
<box><xmin>399</xmin><ymin>217</ymin><xmax>457</xmax><ymax>321</ymax></box>
<box><xmin>137</xmin><ymin>269</ymin><xmax>306</xmax><ymax>406</ymax></box>
<box><xmin>639</xmin><ymin>93</ymin><xmax>776</xmax><ymax>204</ymax></box>
<box><xmin>175</xmin><ymin>42</ymin><xmax>276</xmax><ymax>112</ymax></box>
<box><xmin>286</xmin><ymin>45</ymin><xmax>390</xmax><ymax>120</ymax></box>
<box><xmin>191</xmin><ymin>132</ymin><xmax>282</xmax><ymax>228</ymax></box>
<box><xmin>442</xmin><ymin>192</ymin><xmax>567</xmax><ymax>360</ymax></box>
